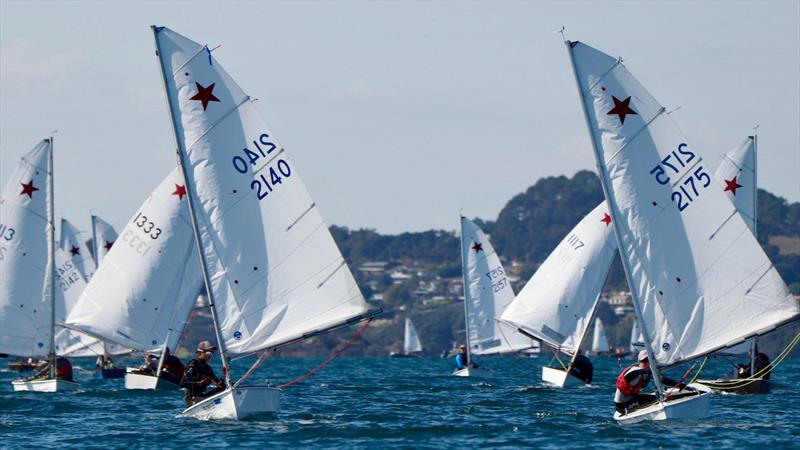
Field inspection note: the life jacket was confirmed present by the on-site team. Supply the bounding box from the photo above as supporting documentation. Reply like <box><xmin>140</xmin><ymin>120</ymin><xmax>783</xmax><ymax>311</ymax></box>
<box><xmin>616</xmin><ymin>365</ymin><xmax>645</xmax><ymax>396</ymax></box>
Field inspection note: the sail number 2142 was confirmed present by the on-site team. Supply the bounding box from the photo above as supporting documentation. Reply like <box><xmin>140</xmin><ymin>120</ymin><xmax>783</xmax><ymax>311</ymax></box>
<box><xmin>648</xmin><ymin>143</ymin><xmax>711</xmax><ymax>213</ymax></box>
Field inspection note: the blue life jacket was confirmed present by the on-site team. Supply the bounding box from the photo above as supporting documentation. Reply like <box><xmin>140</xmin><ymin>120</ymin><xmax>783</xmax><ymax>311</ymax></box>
<box><xmin>455</xmin><ymin>353</ymin><xmax>468</xmax><ymax>369</ymax></box>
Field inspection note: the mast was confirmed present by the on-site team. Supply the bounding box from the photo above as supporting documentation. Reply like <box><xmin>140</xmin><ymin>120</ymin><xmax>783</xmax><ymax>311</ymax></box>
<box><xmin>564</xmin><ymin>41</ymin><xmax>665</xmax><ymax>395</ymax></box>
<box><xmin>459</xmin><ymin>215</ymin><xmax>472</xmax><ymax>365</ymax></box>
<box><xmin>151</xmin><ymin>25</ymin><xmax>232</xmax><ymax>388</ymax></box>
<box><xmin>751</xmin><ymin>129</ymin><xmax>759</xmax><ymax>375</ymax></box>
<box><xmin>90</xmin><ymin>214</ymin><xmax>108</xmax><ymax>361</ymax></box>
<box><xmin>47</xmin><ymin>136</ymin><xmax>56</xmax><ymax>379</ymax></box>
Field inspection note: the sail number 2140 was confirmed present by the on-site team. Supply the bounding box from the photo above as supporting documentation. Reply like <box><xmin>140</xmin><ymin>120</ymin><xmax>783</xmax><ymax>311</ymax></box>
<box><xmin>649</xmin><ymin>143</ymin><xmax>711</xmax><ymax>213</ymax></box>
<box><xmin>231</xmin><ymin>132</ymin><xmax>293</xmax><ymax>201</ymax></box>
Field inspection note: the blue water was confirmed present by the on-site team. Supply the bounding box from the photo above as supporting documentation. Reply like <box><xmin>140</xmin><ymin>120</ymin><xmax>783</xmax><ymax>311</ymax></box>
<box><xmin>1</xmin><ymin>356</ymin><xmax>799</xmax><ymax>448</ymax></box>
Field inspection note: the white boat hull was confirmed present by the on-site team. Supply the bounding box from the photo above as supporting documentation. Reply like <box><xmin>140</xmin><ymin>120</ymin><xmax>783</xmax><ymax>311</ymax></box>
<box><xmin>124</xmin><ymin>371</ymin><xmax>181</xmax><ymax>391</ymax></box>
<box><xmin>541</xmin><ymin>366</ymin><xmax>584</xmax><ymax>387</ymax></box>
<box><xmin>452</xmin><ymin>367</ymin><xmax>491</xmax><ymax>378</ymax></box>
<box><xmin>11</xmin><ymin>378</ymin><xmax>79</xmax><ymax>392</ymax></box>
<box><xmin>180</xmin><ymin>385</ymin><xmax>281</xmax><ymax>420</ymax></box>
<box><xmin>614</xmin><ymin>391</ymin><xmax>710</xmax><ymax>423</ymax></box>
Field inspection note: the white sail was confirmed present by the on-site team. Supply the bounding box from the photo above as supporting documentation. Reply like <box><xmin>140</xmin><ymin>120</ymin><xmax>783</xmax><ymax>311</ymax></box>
<box><xmin>152</xmin><ymin>27</ymin><xmax>372</xmax><ymax>357</ymax></box>
<box><xmin>500</xmin><ymin>202</ymin><xmax>617</xmax><ymax>354</ymax></box>
<box><xmin>60</xmin><ymin>218</ymin><xmax>96</xmax><ymax>282</ymax></box>
<box><xmin>460</xmin><ymin>217</ymin><xmax>533</xmax><ymax>355</ymax></box>
<box><xmin>715</xmin><ymin>137</ymin><xmax>756</xmax><ymax>233</ymax></box>
<box><xmin>591</xmin><ymin>318</ymin><xmax>610</xmax><ymax>353</ymax></box>
<box><xmin>0</xmin><ymin>140</ymin><xmax>53</xmax><ymax>357</ymax></box>
<box><xmin>52</xmin><ymin>247</ymin><xmax>105</xmax><ymax>357</ymax></box>
<box><xmin>566</xmin><ymin>40</ymin><xmax>799</xmax><ymax>367</ymax></box>
<box><xmin>91</xmin><ymin>215</ymin><xmax>118</xmax><ymax>265</ymax></box>
<box><xmin>66</xmin><ymin>168</ymin><xmax>203</xmax><ymax>352</ymax></box>
<box><xmin>403</xmin><ymin>318</ymin><xmax>422</xmax><ymax>353</ymax></box>
<box><xmin>629</xmin><ymin>320</ymin><xmax>643</xmax><ymax>353</ymax></box>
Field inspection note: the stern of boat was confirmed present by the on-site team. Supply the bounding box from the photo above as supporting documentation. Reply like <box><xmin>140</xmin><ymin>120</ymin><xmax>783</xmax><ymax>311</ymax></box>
<box><xmin>180</xmin><ymin>385</ymin><xmax>281</xmax><ymax>420</ymax></box>
<box><xmin>11</xmin><ymin>378</ymin><xmax>79</xmax><ymax>392</ymax></box>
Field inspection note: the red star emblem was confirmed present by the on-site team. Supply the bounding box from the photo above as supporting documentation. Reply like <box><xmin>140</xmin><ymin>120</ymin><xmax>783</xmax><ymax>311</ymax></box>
<box><xmin>601</xmin><ymin>213</ymin><xmax>612</xmax><ymax>227</ymax></box>
<box><xmin>471</xmin><ymin>242</ymin><xmax>483</xmax><ymax>253</ymax></box>
<box><xmin>19</xmin><ymin>180</ymin><xmax>39</xmax><ymax>198</ymax></box>
<box><xmin>189</xmin><ymin>82</ymin><xmax>220</xmax><ymax>111</ymax></box>
<box><xmin>723</xmin><ymin>177</ymin><xmax>743</xmax><ymax>196</ymax></box>
<box><xmin>70</xmin><ymin>246</ymin><xmax>80</xmax><ymax>256</ymax></box>
<box><xmin>606</xmin><ymin>96</ymin><xmax>638</xmax><ymax>125</ymax></box>
<box><xmin>104</xmin><ymin>240</ymin><xmax>114</xmax><ymax>250</ymax></box>
<box><xmin>172</xmin><ymin>184</ymin><xmax>187</xmax><ymax>200</ymax></box>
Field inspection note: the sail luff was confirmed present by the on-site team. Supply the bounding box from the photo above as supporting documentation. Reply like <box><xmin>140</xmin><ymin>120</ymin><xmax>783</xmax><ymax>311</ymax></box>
<box><xmin>150</xmin><ymin>25</ymin><xmax>233</xmax><ymax>387</ymax></box>
<box><xmin>459</xmin><ymin>216</ymin><xmax>472</xmax><ymax>364</ymax></box>
<box><xmin>47</xmin><ymin>136</ymin><xmax>56</xmax><ymax>378</ymax></box>
<box><xmin>751</xmin><ymin>131</ymin><xmax>758</xmax><ymax>373</ymax></box>
<box><xmin>564</xmin><ymin>41</ymin><xmax>665</xmax><ymax>394</ymax></box>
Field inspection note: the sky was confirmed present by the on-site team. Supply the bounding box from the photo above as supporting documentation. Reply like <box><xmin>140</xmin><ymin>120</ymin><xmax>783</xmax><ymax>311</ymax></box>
<box><xmin>1</xmin><ymin>1</ymin><xmax>798</xmax><ymax>234</ymax></box>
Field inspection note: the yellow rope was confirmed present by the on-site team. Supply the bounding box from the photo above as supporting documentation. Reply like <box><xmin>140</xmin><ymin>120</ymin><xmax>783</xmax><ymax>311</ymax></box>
<box><xmin>687</xmin><ymin>356</ymin><xmax>707</xmax><ymax>385</ymax></box>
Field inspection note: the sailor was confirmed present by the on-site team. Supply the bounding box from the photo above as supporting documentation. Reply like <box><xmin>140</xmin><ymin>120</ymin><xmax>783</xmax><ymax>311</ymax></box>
<box><xmin>159</xmin><ymin>347</ymin><xmax>185</xmax><ymax>385</ymax></box>
<box><xmin>736</xmin><ymin>347</ymin><xmax>771</xmax><ymax>380</ymax></box>
<box><xmin>614</xmin><ymin>350</ymin><xmax>685</xmax><ymax>415</ymax></box>
<box><xmin>181</xmin><ymin>340</ymin><xmax>225</xmax><ymax>406</ymax></box>
<box><xmin>569</xmin><ymin>350</ymin><xmax>594</xmax><ymax>384</ymax></box>
<box><xmin>454</xmin><ymin>345</ymin><xmax>478</xmax><ymax>370</ymax></box>
<box><xmin>31</xmin><ymin>357</ymin><xmax>73</xmax><ymax>382</ymax></box>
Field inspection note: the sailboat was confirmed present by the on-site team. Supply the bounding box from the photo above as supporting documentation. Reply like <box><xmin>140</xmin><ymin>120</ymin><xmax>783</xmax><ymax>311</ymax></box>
<box><xmin>391</xmin><ymin>318</ymin><xmax>423</xmax><ymax>357</ymax></box>
<box><xmin>61</xmin><ymin>218</ymin><xmax>96</xmax><ymax>282</ymax></box>
<box><xmin>150</xmin><ymin>25</ymin><xmax>379</xmax><ymax>420</ymax></box>
<box><xmin>455</xmin><ymin>216</ymin><xmax>536</xmax><ymax>377</ymax></box>
<box><xmin>66</xmin><ymin>167</ymin><xmax>203</xmax><ymax>391</ymax></box>
<box><xmin>590</xmin><ymin>318</ymin><xmax>610</xmax><ymax>355</ymax></box>
<box><xmin>629</xmin><ymin>320</ymin><xmax>643</xmax><ymax>354</ymax></box>
<box><xmin>0</xmin><ymin>138</ymin><xmax>76</xmax><ymax>392</ymax></box>
<box><xmin>691</xmin><ymin>135</ymin><xmax>770</xmax><ymax>394</ymax></box>
<box><xmin>500</xmin><ymin>202</ymin><xmax>617</xmax><ymax>387</ymax></box>
<box><xmin>565</xmin><ymin>39</ymin><xmax>799</xmax><ymax>422</ymax></box>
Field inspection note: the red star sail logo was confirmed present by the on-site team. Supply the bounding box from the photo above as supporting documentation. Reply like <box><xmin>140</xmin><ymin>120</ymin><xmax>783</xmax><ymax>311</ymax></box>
<box><xmin>172</xmin><ymin>184</ymin><xmax>187</xmax><ymax>200</ymax></box>
<box><xmin>19</xmin><ymin>180</ymin><xmax>39</xmax><ymax>198</ymax></box>
<box><xmin>189</xmin><ymin>82</ymin><xmax>220</xmax><ymax>111</ymax></box>
<box><xmin>70</xmin><ymin>246</ymin><xmax>80</xmax><ymax>256</ymax></box>
<box><xmin>471</xmin><ymin>242</ymin><xmax>483</xmax><ymax>253</ymax></box>
<box><xmin>601</xmin><ymin>213</ymin><xmax>612</xmax><ymax>227</ymax></box>
<box><xmin>723</xmin><ymin>177</ymin><xmax>743</xmax><ymax>196</ymax></box>
<box><xmin>104</xmin><ymin>240</ymin><xmax>114</xmax><ymax>250</ymax></box>
<box><xmin>606</xmin><ymin>96</ymin><xmax>638</xmax><ymax>124</ymax></box>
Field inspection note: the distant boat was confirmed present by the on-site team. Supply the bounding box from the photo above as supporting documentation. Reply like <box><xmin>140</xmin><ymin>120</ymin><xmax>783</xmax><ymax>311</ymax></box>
<box><xmin>150</xmin><ymin>25</ymin><xmax>380</xmax><ymax>420</ymax></box>
<box><xmin>391</xmin><ymin>318</ymin><xmax>423</xmax><ymax>357</ymax></box>
<box><xmin>565</xmin><ymin>39</ymin><xmax>799</xmax><ymax>423</ymax></box>
<box><xmin>1</xmin><ymin>138</ymin><xmax>79</xmax><ymax>392</ymax></box>
<box><xmin>629</xmin><ymin>320</ymin><xmax>643</xmax><ymax>354</ymax></box>
<box><xmin>66</xmin><ymin>168</ymin><xmax>203</xmax><ymax>391</ymax></box>
<box><xmin>454</xmin><ymin>217</ymin><xmax>536</xmax><ymax>377</ymax></box>
<box><xmin>590</xmin><ymin>318</ymin><xmax>610</xmax><ymax>355</ymax></box>
<box><xmin>500</xmin><ymin>202</ymin><xmax>617</xmax><ymax>387</ymax></box>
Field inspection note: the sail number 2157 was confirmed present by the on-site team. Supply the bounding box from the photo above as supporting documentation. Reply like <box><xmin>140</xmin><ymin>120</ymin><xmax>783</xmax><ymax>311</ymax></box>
<box><xmin>649</xmin><ymin>143</ymin><xmax>711</xmax><ymax>213</ymax></box>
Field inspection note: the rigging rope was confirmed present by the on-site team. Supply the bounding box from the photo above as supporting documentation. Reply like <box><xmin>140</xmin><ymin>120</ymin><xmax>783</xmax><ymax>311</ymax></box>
<box><xmin>498</xmin><ymin>324</ymin><xmax>539</xmax><ymax>371</ymax></box>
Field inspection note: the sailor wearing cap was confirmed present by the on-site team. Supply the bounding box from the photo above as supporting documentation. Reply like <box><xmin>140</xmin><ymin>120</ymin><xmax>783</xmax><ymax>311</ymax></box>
<box><xmin>180</xmin><ymin>340</ymin><xmax>225</xmax><ymax>406</ymax></box>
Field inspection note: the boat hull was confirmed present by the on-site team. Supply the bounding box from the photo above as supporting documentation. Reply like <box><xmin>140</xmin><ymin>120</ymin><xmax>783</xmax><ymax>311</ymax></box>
<box><xmin>689</xmin><ymin>377</ymin><xmax>770</xmax><ymax>395</ymax></box>
<box><xmin>541</xmin><ymin>366</ymin><xmax>585</xmax><ymax>387</ymax></box>
<box><xmin>614</xmin><ymin>391</ymin><xmax>710</xmax><ymax>423</ymax></box>
<box><xmin>124</xmin><ymin>371</ymin><xmax>181</xmax><ymax>391</ymax></box>
<box><xmin>101</xmin><ymin>367</ymin><xmax>126</xmax><ymax>379</ymax></box>
<box><xmin>11</xmin><ymin>378</ymin><xmax>79</xmax><ymax>392</ymax></box>
<box><xmin>180</xmin><ymin>385</ymin><xmax>281</xmax><ymax>420</ymax></box>
<box><xmin>452</xmin><ymin>367</ymin><xmax>491</xmax><ymax>378</ymax></box>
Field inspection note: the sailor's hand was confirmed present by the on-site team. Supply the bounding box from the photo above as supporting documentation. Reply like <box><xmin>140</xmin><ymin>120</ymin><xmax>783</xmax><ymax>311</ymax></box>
<box><xmin>200</xmin><ymin>377</ymin><xmax>211</xmax><ymax>387</ymax></box>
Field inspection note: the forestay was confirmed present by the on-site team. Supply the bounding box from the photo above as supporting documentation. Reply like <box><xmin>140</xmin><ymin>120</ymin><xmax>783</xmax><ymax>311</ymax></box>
<box><xmin>153</xmin><ymin>27</ymin><xmax>371</xmax><ymax>356</ymax></box>
<box><xmin>461</xmin><ymin>217</ymin><xmax>532</xmax><ymax>355</ymax></box>
<box><xmin>500</xmin><ymin>202</ymin><xmax>617</xmax><ymax>354</ymax></box>
<box><xmin>0</xmin><ymin>140</ymin><xmax>53</xmax><ymax>358</ymax></box>
<box><xmin>591</xmin><ymin>318</ymin><xmax>610</xmax><ymax>353</ymax></box>
<box><xmin>715</xmin><ymin>136</ymin><xmax>756</xmax><ymax>233</ymax></box>
<box><xmin>404</xmin><ymin>318</ymin><xmax>422</xmax><ymax>353</ymax></box>
<box><xmin>60</xmin><ymin>218</ymin><xmax>96</xmax><ymax>282</ymax></box>
<box><xmin>566</xmin><ymin>40</ymin><xmax>799</xmax><ymax>367</ymax></box>
<box><xmin>66</xmin><ymin>168</ymin><xmax>202</xmax><ymax>352</ymax></box>
<box><xmin>92</xmin><ymin>215</ymin><xmax>118</xmax><ymax>264</ymax></box>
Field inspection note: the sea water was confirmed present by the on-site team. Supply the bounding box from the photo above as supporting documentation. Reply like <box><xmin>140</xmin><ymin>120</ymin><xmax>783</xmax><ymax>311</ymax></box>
<box><xmin>1</xmin><ymin>356</ymin><xmax>798</xmax><ymax>448</ymax></box>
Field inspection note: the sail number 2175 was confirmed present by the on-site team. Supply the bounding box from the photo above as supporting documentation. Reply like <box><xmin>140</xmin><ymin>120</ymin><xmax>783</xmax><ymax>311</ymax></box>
<box><xmin>648</xmin><ymin>143</ymin><xmax>711</xmax><ymax>213</ymax></box>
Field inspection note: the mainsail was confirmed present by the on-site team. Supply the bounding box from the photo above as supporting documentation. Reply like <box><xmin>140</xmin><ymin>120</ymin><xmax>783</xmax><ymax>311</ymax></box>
<box><xmin>404</xmin><ymin>318</ymin><xmax>423</xmax><ymax>353</ymax></box>
<box><xmin>591</xmin><ymin>318</ymin><xmax>610</xmax><ymax>353</ymax></box>
<box><xmin>629</xmin><ymin>320</ymin><xmax>643</xmax><ymax>353</ymax></box>
<box><xmin>66</xmin><ymin>168</ymin><xmax>203</xmax><ymax>352</ymax></box>
<box><xmin>152</xmin><ymin>26</ymin><xmax>375</xmax><ymax>359</ymax></box>
<box><xmin>566</xmin><ymin>40</ymin><xmax>799</xmax><ymax>368</ymax></box>
<box><xmin>0</xmin><ymin>140</ymin><xmax>53</xmax><ymax>358</ymax></box>
<box><xmin>91</xmin><ymin>214</ymin><xmax>118</xmax><ymax>264</ymax></box>
<box><xmin>715</xmin><ymin>136</ymin><xmax>756</xmax><ymax>233</ymax></box>
<box><xmin>60</xmin><ymin>218</ymin><xmax>96</xmax><ymax>282</ymax></box>
<box><xmin>500</xmin><ymin>202</ymin><xmax>617</xmax><ymax>354</ymax></box>
<box><xmin>53</xmin><ymin>247</ymin><xmax>106</xmax><ymax>357</ymax></box>
<box><xmin>460</xmin><ymin>216</ymin><xmax>533</xmax><ymax>355</ymax></box>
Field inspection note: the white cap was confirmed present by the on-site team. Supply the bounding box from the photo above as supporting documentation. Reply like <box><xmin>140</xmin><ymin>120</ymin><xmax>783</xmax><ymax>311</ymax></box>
<box><xmin>637</xmin><ymin>350</ymin><xmax>649</xmax><ymax>362</ymax></box>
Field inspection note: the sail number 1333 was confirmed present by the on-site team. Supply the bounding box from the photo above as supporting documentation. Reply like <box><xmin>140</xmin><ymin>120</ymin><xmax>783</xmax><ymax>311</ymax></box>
<box><xmin>648</xmin><ymin>143</ymin><xmax>711</xmax><ymax>213</ymax></box>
